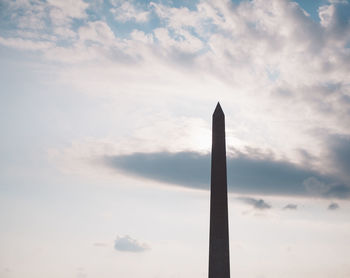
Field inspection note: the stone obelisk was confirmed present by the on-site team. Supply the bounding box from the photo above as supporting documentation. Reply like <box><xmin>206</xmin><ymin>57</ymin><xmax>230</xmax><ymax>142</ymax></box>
<box><xmin>208</xmin><ymin>102</ymin><xmax>230</xmax><ymax>278</ymax></box>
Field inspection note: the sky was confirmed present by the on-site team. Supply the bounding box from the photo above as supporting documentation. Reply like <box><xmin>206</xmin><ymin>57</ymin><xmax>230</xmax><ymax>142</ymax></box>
<box><xmin>1</xmin><ymin>0</ymin><xmax>350</xmax><ymax>277</ymax></box>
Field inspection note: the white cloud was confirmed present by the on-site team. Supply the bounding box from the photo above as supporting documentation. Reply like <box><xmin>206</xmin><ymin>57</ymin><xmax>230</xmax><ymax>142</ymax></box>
<box><xmin>0</xmin><ymin>37</ymin><xmax>54</xmax><ymax>50</ymax></box>
<box><xmin>78</xmin><ymin>21</ymin><xmax>116</xmax><ymax>44</ymax></box>
<box><xmin>5</xmin><ymin>0</ymin><xmax>89</xmax><ymax>30</ymax></box>
<box><xmin>52</xmin><ymin>26</ymin><xmax>77</xmax><ymax>39</ymax></box>
<box><xmin>47</xmin><ymin>0</ymin><xmax>88</xmax><ymax>19</ymax></box>
<box><xmin>151</xmin><ymin>2</ymin><xmax>204</xmax><ymax>30</ymax></box>
<box><xmin>153</xmin><ymin>27</ymin><xmax>204</xmax><ymax>53</ymax></box>
<box><xmin>6</xmin><ymin>0</ymin><xmax>47</xmax><ymax>30</ymax></box>
<box><xmin>111</xmin><ymin>2</ymin><xmax>150</xmax><ymax>23</ymax></box>
<box><xmin>130</xmin><ymin>30</ymin><xmax>154</xmax><ymax>43</ymax></box>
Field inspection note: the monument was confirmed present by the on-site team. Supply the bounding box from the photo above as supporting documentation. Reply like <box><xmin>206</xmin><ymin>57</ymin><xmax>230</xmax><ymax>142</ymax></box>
<box><xmin>208</xmin><ymin>103</ymin><xmax>230</xmax><ymax>278</ymax></box>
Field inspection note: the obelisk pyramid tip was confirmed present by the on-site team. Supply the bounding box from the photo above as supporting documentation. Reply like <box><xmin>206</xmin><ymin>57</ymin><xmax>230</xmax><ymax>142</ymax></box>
<box><xmin>213</xmin><ymin>102</ymin><xmax>224</xmax><ymax>116</ymax></box>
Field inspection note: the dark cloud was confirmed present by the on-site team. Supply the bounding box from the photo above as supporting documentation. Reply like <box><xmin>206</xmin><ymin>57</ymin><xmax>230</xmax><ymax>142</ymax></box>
<box><xmin>328</xmin><ymin>202</ymin><xmax>340</xmax><ymax>210</ymax></box>
<box><xmin>283</xmin><ymin>204</ymin><xmax>298</xmax><ymax>210</ymax></box>
<box><xmin>323</xmin><ymin>184</ymin><xmax>350</xmax><ymax>199</ymax></box>
<box><xmin>327</xmin><ymin>134</ymin><xmax>350</xmax><ymax>179</ymax></box>
<box><xmin>103</xmin><ymin>150</ymin><xmax>350</xmax><ymax>198</ymax></box>
<box><xmin>105</xmin><ymin>152</ymin><xmax>209</xmax><ymax>190</ymax></box>
<box><xmin>114</xmin><ymin>235</ymin><xmax>149</xmax><ymax>252</ymax></box>
<box><xmin>238</xmin><ymin>197</ymin><xmax>271</xmax><ymax>210</ymax></box>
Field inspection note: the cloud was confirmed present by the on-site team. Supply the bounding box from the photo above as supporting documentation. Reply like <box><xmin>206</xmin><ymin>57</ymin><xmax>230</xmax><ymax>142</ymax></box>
<box><xmin>238</xmin><ymin>197</ymin><xmax>271</xmax><ymax>210</ymax></box>
<box><xmin>153</xmin><ymin>27</ymin><xmax>204</xmax><ymax>53</ymax></box>
<box><xmin>78</xmin><ymin>21</ymin><xmax>115</xmax><ymax>44</ymax></box>
<box><xmin>105</xmin><ymin>152</ymin><xmax>209</xmax><ymax>189</ymax></box>
<box><xmin>283</xmin><ymin>204</ymin><xmax>298</xmax><ymax>210</ymax></box>
<box><xmin>2</xmin><ymin>0</ymin><xmax>89</xmax><ymax>31</ymax></box>
<box><xmin>2</xmin><ymin>0</ymin><xmax>350</xmax><ymax>93</ymax></box>
<box><xmin>114</xmin><ymin>235</ymin><xmax>150</xmax><ymax>252</ymax></box>
<box><xmin>0</xmin><ymin>37</ymin><xmax>54</xmax><ymax>50</ymax></box>
<box><xmin>111</xmin><ymin>2</ymin><xmax>150</xmax><ymax>23</ymax></box>
<box><xmin>319</xmin><ymin>1</ymin><xmax>350</xmax><ymax>38</ymax></box>
<box><xmin>326</xmin><ymin>134</ymin><xmax>350</xmax><ymax>181</ymax></box>
<box><xmin>37</xmin><ymin>0</ymin><xmax>350</xmax><ymax>152</ymax></box>
<box><xmin>47</xmin><ymin>0</ymin><xmax>88</xmax><ymax>21</ymax></box>
<box><xmin>151</xmin><ymin>2</ymin><xmax>208</xmax><ymax>34</ymax></box>
<box><xmin>328</xmin><ymin>202</ymin><xmax>340</xmax><ymax>210</ymax></box>
<box><xmin>103</xmin><ymin>150</ymin><xmax>350</xmax><ymax>199</ymax></box>
<box><xmin>3</xmin><ymin>0</ymin><xmax>350</xmax><ymax>199</ymax></box>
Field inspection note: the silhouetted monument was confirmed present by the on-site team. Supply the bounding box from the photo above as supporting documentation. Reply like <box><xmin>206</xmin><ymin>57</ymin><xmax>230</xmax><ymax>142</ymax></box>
<box><xmin>209</xmin><ymin>103</ymin><xmax>230</xmax><ymax>278</ymax></box>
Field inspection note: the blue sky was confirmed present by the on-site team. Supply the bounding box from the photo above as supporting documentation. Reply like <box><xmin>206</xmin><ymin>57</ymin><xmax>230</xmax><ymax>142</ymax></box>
<box><xmin>1</xmin><ymin>0</ymin><xmax>350</xmax><ymax>277</ymax></box>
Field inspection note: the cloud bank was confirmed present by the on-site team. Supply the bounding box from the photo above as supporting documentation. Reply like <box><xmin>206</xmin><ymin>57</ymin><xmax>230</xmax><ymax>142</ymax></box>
<box><xmin>103</xmin><ymin>150</ymin><xmax>350</xmax><ymax>199</ymax></box>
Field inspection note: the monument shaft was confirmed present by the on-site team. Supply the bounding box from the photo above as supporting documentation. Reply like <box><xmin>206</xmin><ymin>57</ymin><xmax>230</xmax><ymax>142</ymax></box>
<box><xmin>209</xmin><ymin>103</ymin><xmax>230</xmax><ymax>278</ymax></box>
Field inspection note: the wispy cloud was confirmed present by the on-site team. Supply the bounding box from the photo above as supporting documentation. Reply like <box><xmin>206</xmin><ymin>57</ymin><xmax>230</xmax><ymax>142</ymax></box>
<box><xmin>111</xmin><ymin>2</ymin><xmax>150</xmax><ymax>23</ymax></box>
